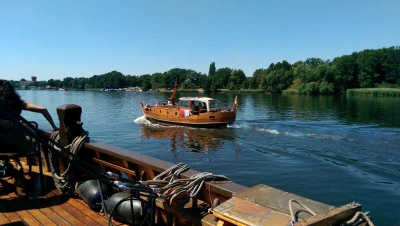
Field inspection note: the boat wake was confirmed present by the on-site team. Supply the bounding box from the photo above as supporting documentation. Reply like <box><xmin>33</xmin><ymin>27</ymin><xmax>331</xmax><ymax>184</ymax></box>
<box><xmin>134</xmin><ymin>115</ymin><xmax>152</xmax><ymax>125</ymax></box>
<box><xmin>134</xmin><ymin>115</ymin><xmax>186</xmax><ymax>129</ymax></box>
<box><xmin>232</xmin><ymin>122</ymin><xmax>351</xmax><ymax>140</ymax></box>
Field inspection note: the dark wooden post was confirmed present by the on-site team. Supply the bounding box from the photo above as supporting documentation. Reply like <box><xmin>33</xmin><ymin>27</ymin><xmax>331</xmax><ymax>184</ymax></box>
<box><xmin>56</xmin><ymin>104</ymin><xmax>85</xmax><ymax>172</ymax></box>
<box><xmin>56</xmin><ymin>104</ymin><xmax>84</xmax><ymax>147</ymax></box>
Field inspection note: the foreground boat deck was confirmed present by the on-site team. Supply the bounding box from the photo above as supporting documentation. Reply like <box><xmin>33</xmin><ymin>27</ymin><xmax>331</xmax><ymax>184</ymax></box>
<box><xmin>0</xmin><ymin>166</ymin><xmax>367</xmax><ymax>226</ymax></box>
<box><xmin>0</xmin><ymin>164</ymin><xmax>126</xmax><ymax>226</ymax></box>
<box><xmin>0</xmin><ymin>136</ymin><xmax>372</xmax><ymax>226</ymax></box>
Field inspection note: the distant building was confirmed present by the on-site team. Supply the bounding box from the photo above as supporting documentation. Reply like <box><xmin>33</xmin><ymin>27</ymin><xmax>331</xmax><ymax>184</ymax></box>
<box><xmin>31</xmin><ymin>76</ymin><xmax>37</xmax><ymax>82</ymax></box>
<box><xmin>19</xmin><ymin>80</ymin><xmax>31</xmax><ymax>89</ymax></box>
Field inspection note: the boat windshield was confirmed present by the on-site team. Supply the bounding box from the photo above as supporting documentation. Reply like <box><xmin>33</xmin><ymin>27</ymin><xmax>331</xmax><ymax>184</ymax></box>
<box><xmin>208</xmin><ymin>100</ymin><xmax>220</xmax><ymax>111</ymax></box>
<box><xmin>178</xmin><ymin>101</ymin><xmax>190</xmax><ymax>108</ymax></box>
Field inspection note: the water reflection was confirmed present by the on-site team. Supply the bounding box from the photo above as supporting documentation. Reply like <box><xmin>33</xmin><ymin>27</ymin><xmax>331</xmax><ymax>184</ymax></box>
<box><xmin>139</xmin><ymin>123</ymin><xmax>237</xmax><ymax>154</ymax></box>
<box><xmin>256</xmin><ymin>93</ymin><xmax>400</xmax><ymax>127</ymax></box>
<box><xmin>343</xmin><ymin>96</ymin><xmax>400</xmax><ymax>127</ymax></box>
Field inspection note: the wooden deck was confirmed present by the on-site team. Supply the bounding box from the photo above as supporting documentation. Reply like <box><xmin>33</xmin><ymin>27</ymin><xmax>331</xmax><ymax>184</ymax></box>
<box><xmin>0</xmin><ymin>163</ymin><xmax>126</xmax><ymax>226</ymax></box>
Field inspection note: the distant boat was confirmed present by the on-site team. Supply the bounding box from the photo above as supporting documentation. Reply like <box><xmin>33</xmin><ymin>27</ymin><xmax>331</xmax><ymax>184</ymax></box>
<box><xmin>99</xmin><ymin>88</ymin><xmax>118</xmax><ymax>92</ymax></box>
<box><xmin>139</xmin><ymin>83</ymin><xmax>238</xmax><ymax>127</ymax></box>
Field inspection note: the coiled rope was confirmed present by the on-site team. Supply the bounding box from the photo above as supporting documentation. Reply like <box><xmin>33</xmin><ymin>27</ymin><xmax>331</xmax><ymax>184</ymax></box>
<box><xmin>153</xmin><ymin>163</ymin><xmax>189</xmax><ymax>183</ymax></box>
<box><xmin>49</xmin><ymin>130</ymin><xmax>89</xmax><ymax>195</ymax></box>
<box><xmin>151</xmin><ymin>164</ymin><xmax>230</xmax><ymax>210</ymax></box>
<box><xmin>289</xmin><ymin>198</ymin><xmax>317</xmax><ymax>225</ymax></box>
<box><xmin>344</xmin><ymin>211</ymin><xmax>374</xmax><ymax>226</ymax></box>
<box><xmin>289</xmin><ymin>200</ymin><xmax>374</xmax><ymax>226</ymax></box>
<box><xmin>163</xmin><ymin>172</ymin><xmax>230</xmax><ymax>198</ymax></box>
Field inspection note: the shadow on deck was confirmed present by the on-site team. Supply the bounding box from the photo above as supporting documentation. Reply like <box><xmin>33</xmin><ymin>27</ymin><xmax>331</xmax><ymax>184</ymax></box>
<box><xmin>0</xmin><ymin>163</ymin><xmax>126</xmax><ymax>226</ymax></box>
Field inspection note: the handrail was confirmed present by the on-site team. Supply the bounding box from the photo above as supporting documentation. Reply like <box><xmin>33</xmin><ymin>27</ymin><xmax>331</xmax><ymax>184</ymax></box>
<box><xmin>41</xmin><ymin>127</ymin><xmax>248</xmax><ymax>204</ymax></box>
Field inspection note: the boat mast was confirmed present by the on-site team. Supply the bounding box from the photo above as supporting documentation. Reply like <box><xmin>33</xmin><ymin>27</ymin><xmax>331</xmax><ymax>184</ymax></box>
<box><xmin>168</xmin><ymin>81</ymin><xmax>178</xmax><ymax>105</ymax></box>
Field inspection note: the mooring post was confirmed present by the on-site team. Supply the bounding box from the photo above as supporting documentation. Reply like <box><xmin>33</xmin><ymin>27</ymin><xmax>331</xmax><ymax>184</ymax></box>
<box><xmin>56</xmin><ymin>104</ymin><xmax>84</xmax><ymax>147</ymax></box>
<box><xmin>56</xmin><ymin>104</ymin><xmax>85</xmax><ymax>172</ymax></box>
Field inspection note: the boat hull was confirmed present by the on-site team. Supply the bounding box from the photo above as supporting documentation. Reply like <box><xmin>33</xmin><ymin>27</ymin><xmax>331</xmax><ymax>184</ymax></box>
<box><xmin>141</xmin><ymin>105</ymin><xmax>236</xmax><ymax>127</ymax></box>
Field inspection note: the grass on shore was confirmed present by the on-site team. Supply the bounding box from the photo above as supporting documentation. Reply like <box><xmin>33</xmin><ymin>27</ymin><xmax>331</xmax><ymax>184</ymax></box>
<box><xmin>282</xmin><ymin>89</ymin><xmax>299</xmax><ymax>95</ymax></box>
<box><xmin>347</xmin><ymin>88</ymin><xmax>400</xmax><ymax>97</ymax></box>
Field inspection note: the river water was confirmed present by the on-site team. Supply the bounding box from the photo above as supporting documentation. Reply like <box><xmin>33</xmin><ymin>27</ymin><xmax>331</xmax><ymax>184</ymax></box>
<box><xmin>19</xmin><ymin>90</ymin><xmax>400</xmax><ymax>225</ymax></box>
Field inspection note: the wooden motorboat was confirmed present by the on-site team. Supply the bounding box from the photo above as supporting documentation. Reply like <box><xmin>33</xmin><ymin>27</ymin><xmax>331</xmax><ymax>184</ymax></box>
<box><xmin>140</xmin><ymin>83</ymin><xmax>238</xmax><ymax>127</ymax></box>
<box><xmin>0</xmin><ymin>103</ymin><xmax>374</xmax><ymax>226</ymax></box>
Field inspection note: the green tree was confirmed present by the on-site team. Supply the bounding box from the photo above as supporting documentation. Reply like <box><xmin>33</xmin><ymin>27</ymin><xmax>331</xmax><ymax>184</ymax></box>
<box><xmin>318</xmin><ymin>81</ymin><xmax>335</xmax><ymax>94</ymax></box>
<box><xmin>138</xmin><ymin>74</ymin><xmax>152</xmax><ymax>91</ymax></box>
<box><xmin>165</xmin><ymin>68</ymin><xmax>188</xmax><ymax>88</ymax></box>
<box><xmin>151</xmin><ymin>72</ymin><xmax>165</xmax><ymax>89</ymax></box>
<box><xmin>203</xmin><ymin>77</ymin><xmax>213</xmax><ymax>93</ymax></box>
<box><xmin>357</xmin><ymin>50</ymin><xmax>380</xmax><ymax>88</ymax></box>
<box><xmin>181</xmin><ymin>79</ymin><xmax>195</xmax><ymax>89</ymax></box>
<box><xmin>304</xmin><ymin>58</ymin><xmax>325</xmax><ymax>67</ymax></box>
<box><xmin>75</xmin><ymin>77</ymin><xmax>86</xmax><ymax>90</ymax></box>
<box><xmin>251</xmin><ymin>69</ymin><xmax>266</xmax><ymax>89</ymax></box>
<box><xmin>214</xmin><ymin>67</ymin><xmax>232</xmax><ymax>90</ymax></box>
<box><xmin>47</xmin><ymin>79</ymin><xmax>62</xmax><ymax>88</ymax></box>
<box><xmin>208</xmin><ymin>62</ymin><xmax>216</xmax><ymax>76</ymax></box>
<box><xmin>228</xmin><ymin>69</ymin><xmax>246</xmax><ymax>90</ymax></box>
<box><xmin>380</xmin><ymin>46</ymin><xmax>400</xmax><ymax>85</ymax></box>
<box><xmin>242</xmin><ymin>78</ymin><xmax>250</xmax><ymax>89</ymax></box>
<box><xmin>261</xmin><ymin>61</ymin><xmax>293</xmax><ymax>92</ymax></box>
<box><xmin>332</xmin><ymin>54</ymin><xmax>359</xmax><ymax>92</ymax></box>
<box><xmin>125</xmin><ymin>75</ymin><xmax>139</xmax><ymax>87</ymax></box>
<box><xmin>185</xmin><ymin>70</ymin><xmax>206</xmax><ymax>88</ymax></box>
<box><xmin>63</xmin><ymin>77</ymin><xmax>75</xmax><ymax>89</ymax></box>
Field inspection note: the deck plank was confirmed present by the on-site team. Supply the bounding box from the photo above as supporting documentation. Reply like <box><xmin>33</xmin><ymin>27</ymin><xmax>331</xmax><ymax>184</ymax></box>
<box><xmin>67</xmin><ymin>196</ymin><xmax>111</xmax><ymax>225</ymax></box>
<box><xmin>0</xmin><ymin>171</ymin><xmax>125</xmax><ymax>226</ymax></box>
<box><xmin>0</xmin><ymin>213</ymin><xmax>12</xmax><ymax>224</ymax></box>
<box><xmin>58</xmin><ymin>200</ymin><xmax>103</xmax><ymax>226</ymax></box>
<box><xmin>15</xmin><ymin>210</ymin><xmax>42</xmax><ymax>225</ymax></box>
<box><xmin>7</xmin><ymin>191</ymin><xmax>48</xmax><ymax>226</ymax></box>
<box><xmin>49</xmin><ymin>205</ymin><xmax>86</xmax><ymax>225</ymax></box>
<box><xmin>39</xmin><ymin>208</ymin><xmax>71</xmax><ymax>226</ymax></box>
<box><xmin>2</xmin><ymin>211</ymin><xmax>24</xmax><ymax>224</ymax></box>
<box><xmin>27</xmin><ymin>208</ymin><xmax>58</xmax><ymax>226</ymax></box>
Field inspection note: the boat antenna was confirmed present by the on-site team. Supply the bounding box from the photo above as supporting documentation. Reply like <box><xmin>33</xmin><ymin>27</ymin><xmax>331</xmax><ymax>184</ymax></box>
<box><xmin>168</xmin><ymin>81</ymin><xmax>178</xmax><ymax>105</ymax></box>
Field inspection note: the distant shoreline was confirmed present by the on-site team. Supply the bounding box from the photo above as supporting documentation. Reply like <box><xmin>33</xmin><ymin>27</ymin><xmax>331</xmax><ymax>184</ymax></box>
<box><xmin>21</xmin><ymin>87</ymin><xmax>400</xmax><ymax>97</ymax></box>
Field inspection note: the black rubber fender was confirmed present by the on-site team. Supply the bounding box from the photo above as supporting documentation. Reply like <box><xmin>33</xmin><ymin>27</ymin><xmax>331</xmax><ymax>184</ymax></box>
<box><xmin>106</xmin><ymin>192</ymin><xmax>144</xmax><ymax>225</ymax></box>
<box><xmin>77</xmin><ymin>179</ymin><xmax>110</xmax><ymax>210</ymax></box>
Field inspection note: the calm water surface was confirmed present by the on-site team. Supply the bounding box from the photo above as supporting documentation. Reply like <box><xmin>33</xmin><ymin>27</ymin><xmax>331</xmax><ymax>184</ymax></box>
<box><xmin>20</xmin><ymin>90</ymin><xmax>400</xmax><ymax>225</ymax></box>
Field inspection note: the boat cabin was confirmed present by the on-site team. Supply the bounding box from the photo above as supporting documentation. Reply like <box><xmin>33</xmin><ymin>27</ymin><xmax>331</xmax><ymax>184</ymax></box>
<box><xmin>177</xmin><ymin>97</ymin><xmax>219</xmax><ymax>113</ymax></box>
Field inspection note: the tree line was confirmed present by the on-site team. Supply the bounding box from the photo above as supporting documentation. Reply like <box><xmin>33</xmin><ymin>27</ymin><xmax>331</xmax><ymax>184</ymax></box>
<box><xmin>10</xmin><ymin>46</ymin><xmax>400</xmax><ymax>94</ymax></box>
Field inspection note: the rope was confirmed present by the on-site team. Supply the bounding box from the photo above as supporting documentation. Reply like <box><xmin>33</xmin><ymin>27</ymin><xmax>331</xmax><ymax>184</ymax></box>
<box><xmin>289</xmin><ymin>198</ymin><xmax>317</xmax><ymax>225</ymax></box>
<box><xmin>161</xmin><ymin>171</ymin><xmax>230</xmax><ymax>199</ymax></box>
<box><xmin>344</xmin><ymin>211</ymin><xmax>374</xmax><ymax>226</ymax></box>
<box><xmin>289</xmin><ymin>199</ymin><xmax>374</xmax><ymax>226</ymax></box>
<box><xmin>48</xmin><ymin>130</ymin><xmax>89</xmax><ymax>195</ymax></box>
<box><xmin>106</xmin><ymin>163</ymin><xmax>230</xmax><ymax>225</ymax></box>
<box><xmin>153</xmin><ymin>163</ymin><xmax>189</xmax><ymax>182</ymax></box>
<box><xmin>98</xmin><ymin>179</ymin><xmax>109</xmax><ymax>219</ymax></box>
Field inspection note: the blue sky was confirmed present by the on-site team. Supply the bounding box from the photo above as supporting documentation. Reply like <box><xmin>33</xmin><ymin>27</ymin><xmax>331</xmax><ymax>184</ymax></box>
<box><xmin>1</xmin><ymin>0</ymin><xmax>399</xmax><ymax>81</ymax></box>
